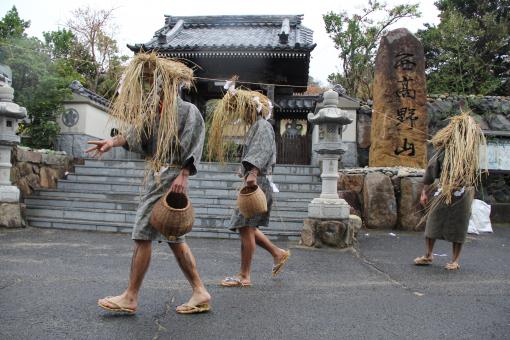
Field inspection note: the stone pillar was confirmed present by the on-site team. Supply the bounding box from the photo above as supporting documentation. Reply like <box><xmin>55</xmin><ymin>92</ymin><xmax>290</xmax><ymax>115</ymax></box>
<box><xmin>369</xmin><ymin>28</ymin><xmax>428</xmax><ymax>168</ymax></box>
<box><xmin>302</xmin><ymin>90</ymin><xmax>359</xmax><ymax>248</ymax></box>
<box><xmin>0</xmin><ymin>66</ymin><xmax>27</xmax><ymax>228</ymax></box>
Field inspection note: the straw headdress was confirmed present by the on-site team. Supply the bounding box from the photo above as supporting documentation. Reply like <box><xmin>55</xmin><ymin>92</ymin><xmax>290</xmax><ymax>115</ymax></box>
<box><xmin>206</xmin><ymin>82</ymin><xmax>272</xmax><ymax>162</ymax></box>
<box><xmin>109</xmin><ymin>52</ymin><xmax>194</xmax><ymax>171</ymax></box>
<box><xmin>430</xmin><ymin>111</ymin><xmax>487</xmax><ymax>204</ymax></box>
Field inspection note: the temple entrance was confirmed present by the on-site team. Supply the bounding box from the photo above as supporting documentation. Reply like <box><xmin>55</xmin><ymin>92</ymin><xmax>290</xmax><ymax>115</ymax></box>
<box><xmin>276</xmin><ymin>118</ymin><xmax>311</xmax><ymax>165</ymax></box>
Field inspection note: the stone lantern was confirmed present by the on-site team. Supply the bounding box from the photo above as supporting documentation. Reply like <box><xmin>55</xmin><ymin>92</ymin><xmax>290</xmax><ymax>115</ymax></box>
<box><xmin>301</xmin><ymin>90</ymin><xmax>361</xmax><ymax>248</ymax></box>
<box><xmin>0</xmin><ymin>66</ymin><xmax>26</xmax><ymax>227</ymax></box>
<box><xmin>307</xmin><ymin>89</ymin><xmax>352</xmax><ymax>219</ymax></box>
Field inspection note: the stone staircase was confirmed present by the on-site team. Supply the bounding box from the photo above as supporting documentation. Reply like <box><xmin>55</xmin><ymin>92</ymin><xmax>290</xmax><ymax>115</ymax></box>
<box><xmin>25</xmin><ymin>159</ymin><xmax>321</xmax><ymax>240</ymax></box>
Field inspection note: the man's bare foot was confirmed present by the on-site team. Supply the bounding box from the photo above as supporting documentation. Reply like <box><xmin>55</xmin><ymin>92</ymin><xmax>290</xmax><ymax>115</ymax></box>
<box><xmin>273</xmin><ymin>249</ymin><xmax>289</xmax><ymax>265</ymax></box>
<box><xmin>445</xmin><ymin>262</ymin><xmax>461</xmax><ymax>270</ymax></box>
<box><xmin>220</xmin><ymin>275</ymin><xmax>252</xmax><ymax>287</ymax></box>
<box><xmin>176</xmin><ymin>289</ymin><xmax>211</xmax><ymax>312</ymax></box>
<box><xmin>97</xmin><ymin>292</ymin><xmax>137</xmax><ymax>313</ymax></box>
<box><xmin>272</xmin><ymin>249</ymin><xmax>290</xmax><ymax>277</ymax></box>
<box><xmin>414</xmin><ymin>255</ymin><xmax>433</xmax><ymax>265</ymax></box>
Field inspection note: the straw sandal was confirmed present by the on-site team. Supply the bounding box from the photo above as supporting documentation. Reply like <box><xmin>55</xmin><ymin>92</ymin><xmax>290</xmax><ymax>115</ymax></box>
<box><xmin>272</xmin><ymin>250</ymin><xmax>291</xmax><ymax>277</ymax></box>
<box><xmin>176</xmin><ymin>303</ymin><xmax>211</xmax><ymax>314</ymax></box>
<box><xmin>97</xmin><ymin>296</ymin><xmax>136</xmax><ymax>314</ymax></box>
<box><xmin>414</xmin><ymin>256</ymin><xmax>433</xmax><ymax>266</ymax></box>
<box><xmin>220</xmin><ymin>276</ymin><xmax>252</xmax><ymax>287</ymax></box>
<box><xmin>445</xmin><ymin>262</ymin><xmax>461</xmax><ymax>270</ymax></box>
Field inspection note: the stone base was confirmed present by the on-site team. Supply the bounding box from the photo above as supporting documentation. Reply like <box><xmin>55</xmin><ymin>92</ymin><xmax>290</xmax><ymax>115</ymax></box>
<box><xmin>308</xmin><ymin>198</ymin><xmax>350</xmax><ymax>219</ymax></box>
<box><xmin>301</xmin><ymin>215</ymin><xmax>361</xmax><ymax>248</ymax></box>
<box><xmin>0</xmin><ymin>185</ymin><xmax>20</xmax><ymax>202</ymax></box>
<box><xmin>0</xmin><ymin>202</ymin><xmax>25</xmax><ymax>228</ymax></box>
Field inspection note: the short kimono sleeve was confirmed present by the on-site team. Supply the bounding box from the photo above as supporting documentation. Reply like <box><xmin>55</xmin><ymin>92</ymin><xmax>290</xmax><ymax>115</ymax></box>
<box><xmin>423</xmin><ymin>151</ymin><xmax>443</xmax><ymax>185</ymax></box>
<box><xmin>242</xmin><ymin>121</ymin><xmax>275</xmax><ymax>172</ymax></box>
<box><xmin>178</xmin><ymin>105</ymin><xmax>205</xmax><ymax>176</ymax></box>
<box><xmin>121</xmin><ymin>127</ymin><xmax>148</xmax><ymax>155</ymax></box>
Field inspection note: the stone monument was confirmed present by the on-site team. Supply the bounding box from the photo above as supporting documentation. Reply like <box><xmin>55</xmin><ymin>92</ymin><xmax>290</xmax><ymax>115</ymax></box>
<box><xmin>301</xmin><ymin>90</ymin><xmax>361</xmax><ymax>248</ymax></box>
<box><xmin>369</xmin><ymin>28</ymin><xmax>427</xmax><ymax>168</ymax></box>
<box><xmin>0</xmin><ymin>65</ymin><xmax>27</xmax><ymax>228</ymax></box>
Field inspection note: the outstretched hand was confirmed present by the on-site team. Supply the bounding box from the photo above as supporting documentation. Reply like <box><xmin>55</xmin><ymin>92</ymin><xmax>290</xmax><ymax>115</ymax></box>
<box><xmin>85</xmin><ymin>140</ymin><xmax>113</xmax><ymax>158</ymax></box>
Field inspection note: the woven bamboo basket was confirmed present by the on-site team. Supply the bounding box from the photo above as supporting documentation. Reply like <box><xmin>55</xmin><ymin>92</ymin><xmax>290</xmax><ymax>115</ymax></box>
<box><xmin>150</xmin><ymin>191</ymin><xmax>194</xmax><ymax>238</ymax></box>
<box><xmin>237</xmin><ymin>185</ymin><xmax>267</xmax><ymax>218</ymax></box>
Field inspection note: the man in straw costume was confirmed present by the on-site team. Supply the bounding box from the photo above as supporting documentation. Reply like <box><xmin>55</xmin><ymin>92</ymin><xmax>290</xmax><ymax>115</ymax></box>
<box><xmin>85</xmin><ymin>53</ymin><xmax>211</xmax><ymax>314</ymax></box>
<box><xmin>207</xmin><ymin>82</ymin><xmax>290</xmax><ymax>287</ymax></box>
<box><xmin>414</xmin><ymin>111</ymin><xmax>487</xmax><ymax>270</ymax></box>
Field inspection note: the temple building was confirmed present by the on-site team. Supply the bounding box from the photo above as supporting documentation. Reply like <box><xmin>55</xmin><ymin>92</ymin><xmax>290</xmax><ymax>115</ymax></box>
<box><xmin>128</xmin><ymin>14</ymin><xmax>318</xmax><ymax>165</ymax></box>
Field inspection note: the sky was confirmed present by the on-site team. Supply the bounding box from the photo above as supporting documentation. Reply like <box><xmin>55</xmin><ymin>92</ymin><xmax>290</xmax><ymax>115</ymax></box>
<box><xmin>1</xmin><ymin>0</ymin><xmax>440</xmax><ymax>85</ymax></box>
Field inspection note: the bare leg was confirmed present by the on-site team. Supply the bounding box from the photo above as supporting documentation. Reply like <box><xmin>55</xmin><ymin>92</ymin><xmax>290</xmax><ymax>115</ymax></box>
<box><xmin>254</xmin><ymin>228</ymin><xmax>288</xmax><ymax>265</ymax></box>
<box><xmin>425</xmin><ymin>237</ymin><xmax>436</xmax><ymax>259</ymax></box>
<box><xmin>414</xmin><ymin>237</ymin><xmax>435</xmax><ymax>265</ymax></box>
<box><xmin>98</xmin><ymin>240</ymin><xmax>152</xmax><ymax>311</ymax></box>
<box><xmin>169</xmin><ymin>242</ymin><xmax>211</xmax><ymax>308</ymax></box>
<box><xmin>238</xmin><ymin>226</ymin><xmax>256</xmax><ymax>284</ymax></box>
<box><xmin>450</xmin><ymin>242</ymin><xmax>463</xmax><ymax>265</ymax></box>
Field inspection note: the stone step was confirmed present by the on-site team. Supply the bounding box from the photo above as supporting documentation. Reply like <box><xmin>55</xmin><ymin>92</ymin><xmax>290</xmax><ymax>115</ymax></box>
<box><xmin>32</xmin><ymin>188</ymin><xmax>140</xmax><ymax>201</ymax></box>
<box><xmin>26</xmin><ymin>194</ymin><xmax>312</xmax><ymax>210</ymax></box>
<box><xmin>73</xmin><ymin>166</ymin><xmax>321</xmax><ymax>183</ymax></box>
<box><xmin>66</xmin><ymin>174</ymin><xmax>322</xmax><ymax>191</ymax></box>
<box><xmin>31</xmin><ymin>189</ymin><xmax>314</xmax><ymax>205</ymax></box>
<box><xmin>27</xmin><ymin>217</ymin><xmax>301</xmax><ymax>241</ymax></box>
<box><xmin>83</xmin><ymin>159</ymin><xmax>321</xmax><ymax>176</ymax></box>
<box><xmin>25</xmin><ymin>200</ymin><xmax>309</xmax><ymax>219</ymax></box>
<box><xmin>26</xmin><ymin>207</ymin><xmax>304</xmax><ymax>231</ymax></box>
<box><xmin>56</xmin><ymin>180</ymin><xmax>321</xmax><ymax>198</ymax></box>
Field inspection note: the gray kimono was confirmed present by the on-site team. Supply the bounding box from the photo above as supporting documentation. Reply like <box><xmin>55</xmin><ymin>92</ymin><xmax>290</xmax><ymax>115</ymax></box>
<box><xmin>423</xmin><ymin>150</ymin><xmax>474</xmax><ymax>243</ymax></box>
<box><xmin>123</xmin><ymin>97</ymin><xmax>205</xmax><ymax>243</ymax></box>
<box><xmin>229</xmin><ymin>117</ymin><xmax>276</xmax><ymax>230</ymax></box>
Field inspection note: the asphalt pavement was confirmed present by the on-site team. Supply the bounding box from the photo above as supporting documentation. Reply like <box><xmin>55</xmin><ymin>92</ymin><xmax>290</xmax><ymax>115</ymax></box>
<box><xmin>1</xmin><ymin>226</ymin><xmax>509</xmax><ymax>339</ymax></box>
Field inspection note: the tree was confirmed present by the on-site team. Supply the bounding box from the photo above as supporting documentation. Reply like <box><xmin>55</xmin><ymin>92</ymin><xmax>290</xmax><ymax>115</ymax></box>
<box><xmin>418</xmin><ymin>0</ymin><xmax>510</xmax><ymax>95</ymax></box>
<box><xmin>66</xmin><ymin>6</ymin><xmax>124</xmax><ymax>95</ymax></box>
<box><xmin>324</xmin><ymin>0</ymin><xmax>420</xmax><ymax>100</ymax></box>
<box><xmin>305</xmin><ymin>76</ymin><xmax>327</xmax><ymax>95</ymax></box>
<box><xmin>0</xmin><ymin>6</ymin><xmax>30</xmax><ymax>40</ymax></box>
<box><xmin>0</xmin><ymin>9</ymin><xmax>72</xmax><ymax>149</ymax></box>
<box><xmin>43</xmin><ymin>29</ymin><xmax>95</xmax><ymax>84</ymax></box>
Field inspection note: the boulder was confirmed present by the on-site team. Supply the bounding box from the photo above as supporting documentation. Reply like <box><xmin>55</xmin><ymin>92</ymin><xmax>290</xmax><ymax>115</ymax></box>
<box><xmin>40</xmin><ymin>166</ymin><xmax>60</xmax><ymax>188</ymax></box>
<box><xmin>42</xmin><ymin>153</ymin><xmax>69</xmax><ymax>166</ymax></box>
<box><xmin>348</xmin><ymin>214</ymin><xmax>362</xmax><ymax>236</ymax></box>
<box><xmin>16</xmin><ymin>162</ymin><xmax>34</xmax><ymax>177</ymax></box>
<box><xmin>301</xmin><ymin>218</ymin><xmax>317</xmax><ymax>247</ymax></box>
<box><xmin>15</xmin><ymin>147</ymin><xmax>42</xmax><ymax>163</ymax></box>
<box><xmin>338</xmin><ymin>190</ymin><xmax>362</xmax><ymax>217</ymax></box>
<box><xmin>0</xmin><ymin>203</ymin><xmax>25</xmax><ymax>228</ymax></box>
<box><xmin>487</xmin><ymin>114</ymin><xmax>510</xmax><ymax>131</ymax></box>
<box><xmin>301</xmin><ymin>218</ymin><xmax>355</xmax><ymax>248</ymax></box>
<box><xmin>16</xmin><ymin>177</ymin><xmax>32</xmax><ymax>196</ymax></box>
<box><xmin>363</xmin><ymin>172</ymin><xmax>397</xmax><ymax>229</ymax></box>
<box><xmin>338</xmin><ymin>174</ymin><xmax>364</xmax><ymax>193</ymax></box>
<box><xmin>399</xmin><ymin>177</ymin><xmax>425</xmax><ymax>231</ymax></box>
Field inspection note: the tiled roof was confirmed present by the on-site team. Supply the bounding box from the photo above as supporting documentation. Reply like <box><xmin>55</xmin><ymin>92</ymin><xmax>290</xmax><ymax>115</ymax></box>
<box><xmin>69</xmin><ymin>80</ymin><xmax>109</xmax><ymax>108</ymax></box>
<box><xmin>128</xmin><ymin>15</ymin><xmax>315</xmax><ymax>55</ymax></box>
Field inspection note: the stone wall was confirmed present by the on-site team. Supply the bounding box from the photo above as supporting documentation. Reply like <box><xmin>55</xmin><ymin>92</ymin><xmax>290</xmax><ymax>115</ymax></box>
<box><xmin>338</xmin><ymin>167</ymin><xmax>426</xmax><ymax>231</ymax></box>
<box><xmin>10</xmin><ymin>146</ymin><xmax>74</xmax><ymax>198</ymax></box>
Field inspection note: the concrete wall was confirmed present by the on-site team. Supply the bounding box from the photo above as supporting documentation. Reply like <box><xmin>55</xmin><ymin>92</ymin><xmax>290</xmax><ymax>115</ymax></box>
<box><xmin>57</xmin><ymin>94</ymin><xmax>140</xmax><ymax>160</ymax></box>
